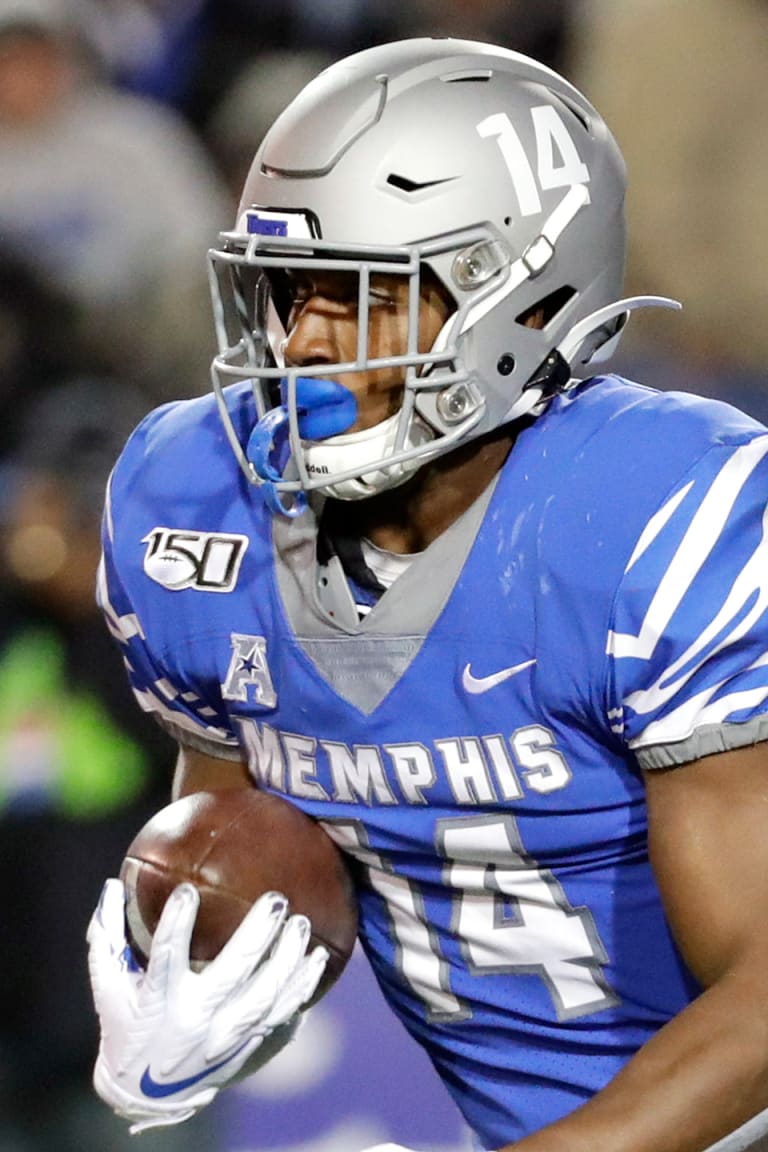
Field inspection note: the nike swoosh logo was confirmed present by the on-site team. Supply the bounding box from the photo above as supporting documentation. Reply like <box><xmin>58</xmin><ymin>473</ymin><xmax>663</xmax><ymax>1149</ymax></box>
<box><xmin>140</xmin><ymin>1039</ymin><xmax>251</xmax><ymax>1099</ymax></box>
<box><xmin>462</xmin><ymin>659</ymin><xmax>536</xmax><ymax>694</ymax></box>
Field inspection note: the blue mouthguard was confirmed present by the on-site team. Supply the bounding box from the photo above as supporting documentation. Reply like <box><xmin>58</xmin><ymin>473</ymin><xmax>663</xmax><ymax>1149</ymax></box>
<box><xmin>246</xmin><ymin>377</ymin><xmax>357</xmax><ymax>516</ymax></box>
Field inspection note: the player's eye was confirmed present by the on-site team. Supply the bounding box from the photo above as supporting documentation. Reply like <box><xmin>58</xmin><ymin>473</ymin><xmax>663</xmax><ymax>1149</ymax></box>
<box><xmin>367</xmin><ymin>287</ymin><xmax>398</xmax><ymax>309</ymax></box>
<box><xmin>277</xmin><ymin>270</ymin><xmax>402</xmax><ymax>318</ymax></box>
<box><xmin>287</xmin><ymin>275</ymin><xmax>313</xmax><ymax>304</ymax></box>
<box><xmin>367</xmin><ymin>275</ymin><xmax>403</xmax><ymax>310</ymax></box>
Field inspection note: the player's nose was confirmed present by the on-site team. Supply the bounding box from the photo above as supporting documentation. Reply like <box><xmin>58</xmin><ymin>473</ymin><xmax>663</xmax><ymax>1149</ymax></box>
<box><xmin>284</xmin><ymin>302</ymin><xmax>342</xmax><ymax>369</ymax></box>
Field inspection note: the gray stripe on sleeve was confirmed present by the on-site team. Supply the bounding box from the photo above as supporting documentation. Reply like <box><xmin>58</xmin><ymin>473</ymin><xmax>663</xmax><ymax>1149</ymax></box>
<box><xmin>635</xmin><ymin>719</ymin><xmax>768</xmax><ymax>770</ymax></box>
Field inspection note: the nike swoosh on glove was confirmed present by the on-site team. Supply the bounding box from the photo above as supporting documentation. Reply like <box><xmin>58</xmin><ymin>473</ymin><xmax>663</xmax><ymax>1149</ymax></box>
<box><xmin>87</xmin><ymin>877</ymin><xmax>328</xmax><ymax>1132</ymax></box>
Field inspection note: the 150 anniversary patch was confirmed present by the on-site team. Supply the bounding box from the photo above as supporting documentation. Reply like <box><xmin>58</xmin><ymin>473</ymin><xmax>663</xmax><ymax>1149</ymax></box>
<box><xmin>142</xmin><ymin>528</ymin><xmax>248</xmax><ymax>592</ymax></box>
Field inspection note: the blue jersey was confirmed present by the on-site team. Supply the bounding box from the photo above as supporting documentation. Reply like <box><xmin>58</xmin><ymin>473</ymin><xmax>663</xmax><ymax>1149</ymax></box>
<box><xmin>99</xmin><ymin>375</ymin><xmax>768</xmax><ymax>1149</ymax></box>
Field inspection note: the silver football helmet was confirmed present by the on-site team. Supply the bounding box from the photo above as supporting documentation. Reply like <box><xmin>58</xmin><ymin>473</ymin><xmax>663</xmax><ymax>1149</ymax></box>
<box><xmin>208</xmin><ymin>37</ymin><xmax>678</xmax><ymax>515</ymax></box>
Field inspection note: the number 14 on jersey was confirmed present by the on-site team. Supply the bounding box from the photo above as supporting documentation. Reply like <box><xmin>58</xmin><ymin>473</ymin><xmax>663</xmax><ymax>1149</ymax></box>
<box><xmin>329</xmin><ymin>814</ymin><xmax>618</xmax><ymax>1022</ymax></box>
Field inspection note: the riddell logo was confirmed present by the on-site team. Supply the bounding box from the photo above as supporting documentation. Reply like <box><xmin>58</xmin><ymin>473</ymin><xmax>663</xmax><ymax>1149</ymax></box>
<box><xmin>307</xmin><ymin>464</ymin><xmax>330</xmax><ymax>474</ymax></box>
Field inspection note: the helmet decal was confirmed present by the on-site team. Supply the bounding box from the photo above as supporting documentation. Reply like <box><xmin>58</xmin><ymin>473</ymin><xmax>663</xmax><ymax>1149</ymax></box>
<box><xmin>477</xmin><ymin>106</ymin><xmax>591</xmax><ymax>218</ymax></box>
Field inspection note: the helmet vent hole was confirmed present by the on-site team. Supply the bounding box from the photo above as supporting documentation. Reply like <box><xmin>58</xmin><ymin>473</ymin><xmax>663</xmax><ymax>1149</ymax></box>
<box><xmin>516</xmin><ymin>286</ymin><xmax>576</xmax><ymax>328</ymax></box>
<box><xmin>550</xmin><ymin>92</ymin><xmax>591</xmax><ymax>135</ymax></box>
<box><xmin>441</xmin><ymin>70</ymin><xmax>492</xmax><ymax>84</ymax></box>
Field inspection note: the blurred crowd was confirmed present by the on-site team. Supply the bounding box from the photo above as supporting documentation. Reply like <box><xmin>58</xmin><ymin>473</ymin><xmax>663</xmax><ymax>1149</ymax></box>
<box><xmin>0</xmin><ymin>0</ymin><xmax>765</xmax><ymax>1149</ymax></box>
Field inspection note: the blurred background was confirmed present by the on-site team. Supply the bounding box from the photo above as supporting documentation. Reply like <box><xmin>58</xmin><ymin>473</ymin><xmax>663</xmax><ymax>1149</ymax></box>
<box><xmin>0</xmin><ymin>0</ymin><xmax>765</xmax><ymax>1149</ymax></box>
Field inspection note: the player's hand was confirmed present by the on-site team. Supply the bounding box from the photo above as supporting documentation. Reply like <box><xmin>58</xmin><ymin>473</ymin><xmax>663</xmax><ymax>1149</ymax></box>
<box><xmin>87</xmin><ymin>877</ymin><xmax>328</xmax><ymax>1132</ymax></box>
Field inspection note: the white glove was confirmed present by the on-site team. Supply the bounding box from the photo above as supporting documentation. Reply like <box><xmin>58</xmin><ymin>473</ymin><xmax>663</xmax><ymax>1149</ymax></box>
<box><xmin>87</xmin><ymin>877</ymin><xmax>328</xmax><ymax>1133</ymax></box>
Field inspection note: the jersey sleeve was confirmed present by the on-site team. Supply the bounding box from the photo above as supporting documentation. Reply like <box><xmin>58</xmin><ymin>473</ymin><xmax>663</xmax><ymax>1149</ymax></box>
<box><xmin>96</xmin><ymin>465</ymin><xmax>243</xmax><ymax>763</ymax></box>
<box><xmin>606</xmin><ymin>433</ymin><xmax>768</xmax><ymax>768</ymax></box>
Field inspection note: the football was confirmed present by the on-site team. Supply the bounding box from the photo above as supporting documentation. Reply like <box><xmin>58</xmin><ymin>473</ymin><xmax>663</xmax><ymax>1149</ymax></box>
<box><xmin>120</xmin><ymin>788</ymin><xmax>358</xmax><ymax>1001</ymax></box>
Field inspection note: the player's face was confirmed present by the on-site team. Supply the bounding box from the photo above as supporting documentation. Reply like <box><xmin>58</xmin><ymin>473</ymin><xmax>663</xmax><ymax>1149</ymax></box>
<box><xmin>282</xmin><ymin>269</ymin><xmax>453</xmax><ymax>432</ymax></box>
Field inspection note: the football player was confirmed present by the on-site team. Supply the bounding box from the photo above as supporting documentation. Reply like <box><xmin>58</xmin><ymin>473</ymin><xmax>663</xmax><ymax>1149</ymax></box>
<box><xmin>87</xmin><ymin>37</ymin><xmax>768</xmax><ymax>1152</ymax></box>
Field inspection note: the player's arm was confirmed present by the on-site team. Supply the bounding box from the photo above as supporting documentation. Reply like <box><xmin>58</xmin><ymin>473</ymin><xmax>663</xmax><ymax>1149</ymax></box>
<box><xmin>172</xmin><ymin>742</ymin><xmax>253</xmax><ymax>798</ymax></box>
<box><xmin>496</xmin><ymin>740</ymin><xmax>768</xmax><ymax>1152</ymax></box>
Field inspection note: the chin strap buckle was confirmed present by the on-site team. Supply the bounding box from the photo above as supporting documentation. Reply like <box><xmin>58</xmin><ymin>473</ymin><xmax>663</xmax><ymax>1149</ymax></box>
<box><xmin>524</xmin><ymin>349</ymin><xmax>572</xmax><ymax>399</ymax></box>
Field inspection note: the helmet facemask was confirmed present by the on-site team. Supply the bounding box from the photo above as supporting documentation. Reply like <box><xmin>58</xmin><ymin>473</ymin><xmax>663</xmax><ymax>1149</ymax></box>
<box><xmin>209</xmin><ymin>218</ymin><xmax>497</xmax><ymax>515</ymax></box>
<box><xmin>208</xmin><ymin>187</ymin><xmax>596</xmax><ymax>516</ymax></box>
